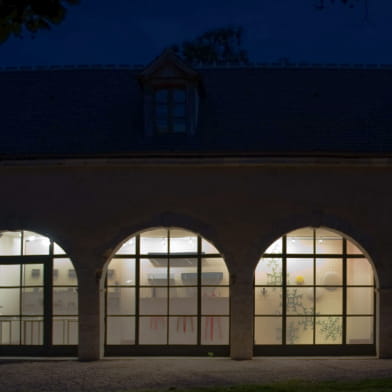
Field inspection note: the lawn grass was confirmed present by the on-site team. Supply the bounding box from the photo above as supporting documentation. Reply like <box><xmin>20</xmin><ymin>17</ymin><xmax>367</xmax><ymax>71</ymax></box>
<box><xmin>148</xmin><ymin>379</ymin><xmax>392</xmax><ymax>392</ymax></box>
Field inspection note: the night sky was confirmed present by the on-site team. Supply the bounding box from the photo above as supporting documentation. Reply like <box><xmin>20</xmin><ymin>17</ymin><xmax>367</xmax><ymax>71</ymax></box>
<box><xmin>0</xmin><ymin>0</ymin><xmax>391</xmax><ymax>67</ymax></box>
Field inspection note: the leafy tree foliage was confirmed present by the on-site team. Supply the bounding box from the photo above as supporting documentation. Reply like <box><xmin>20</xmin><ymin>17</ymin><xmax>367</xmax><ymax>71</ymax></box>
<box><xmin>0</xmin><ymin>1</ymin><xmax>366</xmax><ymax>45</ymax></box>
<box><xmin>0</xmin><ymin>0</ymin><xmax>79</xmax><ymax>43</ymax></box>
<box><xmin>316</xmin><ymin>0</ymin><xmax>364</xmax><ymax>9</ymax></box>
<box><xmin>171</xmin><ymin>26</ymin><xmax>249</xmax><ymax>66</ymax></box>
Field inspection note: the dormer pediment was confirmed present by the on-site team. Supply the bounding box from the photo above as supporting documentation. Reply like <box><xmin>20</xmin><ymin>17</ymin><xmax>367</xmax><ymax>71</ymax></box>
<box><xmin>139</xmin><ymin>49</ymin><xmax>199</xmax><ymax>83</ymax></box>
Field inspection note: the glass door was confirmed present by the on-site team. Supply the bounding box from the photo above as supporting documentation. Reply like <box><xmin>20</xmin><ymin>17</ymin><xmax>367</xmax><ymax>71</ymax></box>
<box><xmin>0</xmin><ymin>262</ymin><xmax>45</xmax><ymax>346</ymax></box>
<box><xmin>0</xmin><ymin>230</ymin><xmax>78</xmax><ymax>356</ymax></box>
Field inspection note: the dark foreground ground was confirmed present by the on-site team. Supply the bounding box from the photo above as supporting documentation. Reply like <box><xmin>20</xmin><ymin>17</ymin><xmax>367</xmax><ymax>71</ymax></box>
<box><xmin>0</xmin><ymin>357</ymin><xmax>391</xmax><ymax>392</ymax></box>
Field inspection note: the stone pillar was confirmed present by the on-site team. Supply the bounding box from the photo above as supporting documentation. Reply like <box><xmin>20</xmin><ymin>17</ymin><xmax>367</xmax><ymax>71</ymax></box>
<box><xmin>229</xmin><ymin>263</ymin><xmax>254</xmax><ymax>360</ymax></box>
<box><xmin>377</xmin><ymin>287</ymin><xmax>392</xmax><ymax>358</ymax></box>
<box><xmin>77</xmin><ymin>266</ymin><xmax>104</xmax><ymax>361</ymax></box>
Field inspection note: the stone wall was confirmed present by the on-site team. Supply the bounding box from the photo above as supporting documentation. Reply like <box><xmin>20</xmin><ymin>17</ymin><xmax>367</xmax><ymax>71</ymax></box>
<box><xmin>1</xmin><ymin>159</ymin><xmax>391</xmax><ymax>359</ymax></box>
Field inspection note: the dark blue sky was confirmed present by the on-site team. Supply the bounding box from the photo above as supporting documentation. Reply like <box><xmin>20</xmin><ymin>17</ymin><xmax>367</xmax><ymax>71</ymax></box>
<box><xmin>0</xmin><ymin>0</ymin><xmax>391</xmax><ymax>67</ymax></box>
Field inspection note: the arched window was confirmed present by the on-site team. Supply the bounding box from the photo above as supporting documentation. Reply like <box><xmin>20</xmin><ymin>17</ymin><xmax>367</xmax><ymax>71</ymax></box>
<box><xmin>105</xmin><ymin>228</ymin><xmax>230</xmax><ymax>356</ymax></box>
<box><xmin>254</xmin><ymin>227</ymin><xmax>375</xmax><ymax>355</ymax></box>
<box><xmin>0</xmin><ymin>231</ymin><xmax>78</xmax><ymax>355</ymax></box>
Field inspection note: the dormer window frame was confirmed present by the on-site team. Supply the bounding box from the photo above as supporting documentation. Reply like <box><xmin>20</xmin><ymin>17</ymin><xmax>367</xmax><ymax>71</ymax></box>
<box><xmin>153</xmin><ymin>85</ymin><xmax>188</xmax><ymax>135</ymax></box>
<box><xmin>139</xmin><ymin>50</ymin><xmax>201</xmax><ymax>138</ymax></box>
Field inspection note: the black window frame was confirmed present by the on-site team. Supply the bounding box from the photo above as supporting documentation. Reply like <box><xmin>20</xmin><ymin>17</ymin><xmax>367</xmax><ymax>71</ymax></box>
<box><xmin>153</xmin><ymin>87</ymin><xmax>187</xmax><ymax>135</ymax></box>
<box><xmin>104</xmin><ymin>229</ymin><xmax>230</xmax><ymax>356</ymax></box>
<box><xmin>0</xmin><ymin>230</ymin><xmax>77</xmax><ymax>356</ymax></box>
<box><xmin>254</xmin><ymin>228</ymin><xmax>376</xmax><ymax>356</ymax></box>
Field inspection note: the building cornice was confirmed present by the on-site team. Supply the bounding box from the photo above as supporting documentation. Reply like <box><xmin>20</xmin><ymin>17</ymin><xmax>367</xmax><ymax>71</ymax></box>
<box><xmin>1</xmin><ymin>155</ymin><xmax>392</xmax><ymax>168</ymax></box>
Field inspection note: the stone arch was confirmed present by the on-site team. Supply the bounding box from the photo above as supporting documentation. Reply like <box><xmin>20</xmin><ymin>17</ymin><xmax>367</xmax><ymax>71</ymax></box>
<box><xmin>100</xmin><ymin>212</ymin><xmax>226</xmax><ymax>265</ymax></box>
<box><xmin>0</xmin><ymin>216</ymin><xmax>88</xmax><ymax>282</ymax></box>
<box><xmin>245</xmin><ymin>210</ymin><xmax>380</xmax><ymax>281</ymax></box>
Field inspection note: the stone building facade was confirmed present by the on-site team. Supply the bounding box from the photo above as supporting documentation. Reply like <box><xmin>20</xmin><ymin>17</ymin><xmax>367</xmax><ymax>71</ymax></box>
<box><xmin>0</xmin><ymin>51</ymin><xmax>391</xmax><ymax>360</ymax></box>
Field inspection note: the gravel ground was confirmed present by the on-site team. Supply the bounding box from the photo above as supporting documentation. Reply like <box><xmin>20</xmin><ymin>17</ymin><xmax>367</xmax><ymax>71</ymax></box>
<box><xmin>0</xmin><ymin>357</ymin><xmax>391</xmax><ymax>392</ymax></box>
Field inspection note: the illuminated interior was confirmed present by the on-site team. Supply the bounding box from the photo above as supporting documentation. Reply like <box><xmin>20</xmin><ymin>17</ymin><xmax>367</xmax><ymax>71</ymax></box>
<box><xmin>0</xmin><ymin>231</ymin><xmax>78</xmax><ymax>348</ymax></box>
<box><xmin>105</xmin><ymin>228</ymin><xmax>229</xmax><ymax>348</ymax></box>
<box><xmin>254</xmin><ymin>227</ymin><xmax>375</xmax><ymax>348</ymax></box>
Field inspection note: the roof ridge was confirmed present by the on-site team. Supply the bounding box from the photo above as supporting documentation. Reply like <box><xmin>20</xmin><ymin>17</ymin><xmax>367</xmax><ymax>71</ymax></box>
<box><xmin>194</xmin><ymin>62</ymin><xmax>392</xmax><ymax>70</ymax></box>
<box><xmin>0</xmin><ymin>64</ymin><xmax>145</xmax><ymax>72</ymax></box>
<box><xmin>1</xmin><ymin>62</ymin><xmax>392</xmax><ymax>72</ymax></box>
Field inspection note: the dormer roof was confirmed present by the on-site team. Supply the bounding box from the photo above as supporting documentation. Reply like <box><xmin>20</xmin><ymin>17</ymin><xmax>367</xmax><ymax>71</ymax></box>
<box><xmin>138</xmin><ymin>49</ymin><xmax>200</xmax><ymax>83</ymax></box>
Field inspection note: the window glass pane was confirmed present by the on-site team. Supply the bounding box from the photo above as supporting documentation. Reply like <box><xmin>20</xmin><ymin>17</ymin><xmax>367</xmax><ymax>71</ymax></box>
<box><xmin>107</xmin><ymin>287</ymin><xmax>135</xmax><ymax>315</ymax></box>
<box><xmin>116</xmin><ymin>238</ymin><xmax>136</xmax><ymax>255</ymax></box>
<box><xmin>106</xmin><ymin>287</ymin><xmax>120</xmax><ymax>314</ymax></box>
<box><xmin>170</xmin><ymin>259</ymin><xmax>197</xmax><ymax>286</ymax></box>
<box><xmin>264</xmin><ymin>238</ymin><xmax>282</xmax><ymax>254</ymax></box>
<box><xmin>139</xmin><ymin>316</ymin><xmax>167</xmax><ymax>344</ymax></box>
<box><xmin>169</xmin><ymin>316</ymin><xmax>197</xmax><ymax>344</ymax></box>
<box><xmin>201</xmin><ymin>258</ymin><xmax>229</xmax><ymax>285</ymax></box>
<box><xmin>53</xmin><ymin>259</ymin><xmax>77</xmax><ymax>286</ymax></box>
<box><xmin>139</xmin><ymin>287</ymin><xmax>167</xmax><ymax>315</ymax></box>
<box><xmin>0</xmin><ymin>317</ymin><xmax>20</xmax><ymax>344</ymax></box>
<box><xmin>22</xmin><ymin>264</ymin><xmax>44</xmax><ymax>286</ymax></box>
<box><xmin>53</xmin><ymin>287</ymin><xmax>78</xmax><ymax>315</ymax></box>
<box><xmin>21</xmin><ymin>317</ymin><xmax>43</xmax><ymax>345</ymax></box>
<box><xmin>286</xmin><ymin>287</ymin><xmax>314</xmax><ymax>315</ymax></box>
<box><xmin>53</xmin><ymin>317</ymin><xmax>78</xmax><ymax>345</ymax></box>
<box><xmin>140</xmin><ymin>258</ymin><xmax>168</xmax><ymax>286</ymax></box>
<box><xmin>169</xmin><ymin>229</ymin><xmax>197</xmax><ymax>253</ymax></box>
<box><xmin>347</xmin><ymin>258</ymin><xmax>373</xmax><ymax>286</ymax></box>
<box><xmin>0</xmin><ymin>231</ymin><xmax>21</xmax><ymax>255</ymax></box>
<box><xmin>201</xmin><ymin>287</ymin><xmax>229</xmax><ymax>315</ymax></box>
<box><xmin>346</xmin><ymin>316</ymin><xmax>373</xmax><ymax>344</ymax></box>
<box><xmin>172</xmin><ymin>119</ymin><xmax>186</xmax><ymax>133</ymax></box>
<box><xmin>169</xmin><ymin>287</ymin><xmax>197</xmax><ymax>315</ymax></box>
<box><xmin>316</xmin><ymin>258</ymin><xmax>342</xmax><ymax>286</ymax></box>
<box><xmin>316</xmin><ymin>316</ymin><xmax>342</xmax><ymax>344</ymax></box>
<box><xmin>0</xmin><ymin>265</ymin><xmax>20</xmax><ymax>286</ymax></box>
<box><xmin>286</xmin><ymin>317</ymin><xmax>313</xmax><ymax>344</ymax></box>
<box><xmin>347</xmin><ymin>287</ymin><xmax>374</xmax><ymax>315</ymax></box>
<box><xmin>173</xmin><ymin>89</ymin><xmax>186</xmax><ymax>103</ymax></box>
<box><xmin>0</xmin><ymin>288</ymin><xmax>20</xmax><ymax>315</ymax></box>
<box><xmin>107</xmin><ymin>259</ymin><xmax>135</xmax><ymax>286</ymax></box>
<box><xmin>23</xmin><ymin>231</ymin><xmax>50</xmax><ymax>255</ymax></box>
<box><xmin>315</xmin><ymin>287</ymin><xmax>342</xmax><ymax>315</ymax></box>
<box><xmin>287</xmin><ymin>228</ymin><xmax>313</xmax><ymax>254</ymax></box>
<box><xmin>286</xmin><ymin>258</ymin><xmax>313</xmax><ymax>285</ymax></box>
<box><xmin>156</xmin><ymin>118</ymin><xmax>168</xmax><ymax>133</ymax></box>
<box><xmin>155</xmin><ymin>103</ymin><xmax>168</xmax><ymax>117</ymax></box>
<box><xmin>201</xmin><ymin>239</ymin><xmax>219</xmax><ymax>254</ymax></box>
<box><xmin>155</xmin><ymin>89</ymin><xmax>168</xmax><ymax>103</ymax></box>
<box><xmin>254</xmin><ymin>317</ymin><xmax>282</xmax><ymax>344</ymax></box>
<box><xmin>53</xmin><ymin>242</ymin><xmax>66</xmax><ymax>255</ymax></box>
<box><xmin>255</xmin><ymin>287</ymin><xmax>282</xmax><ymax>315</ymax></box>
<box><xmin>140</xmin><ymin>229</ymin><xmax>168</xmax><ymax>254</ymax></box>
<box><xmin>201</xmin><ymin>316</ymin><xmax>229</xmax><ymax>345</ymax></box>
<box><xmin>106</xmin><ymin>317</ymin><xmax>135</xmax><ymax>345</ymax></box>
<box><xmin>174</xmin><ymin>103</ymin><xmax>185</xmax><ymax>117</ymax></box>
<box><xmin>347</xmin><ymin>240</ymin><xmax>363</xmax><ymax>255</ymax></box>
<box><xmin>315</xmin><ymin>229</ymin><xmax>342</xmax><ymax>254</ymax></box>
<box><xmin>255</xmin><ymin>258</ymin><xmax>283</xmax><ymax>286</ymax></box>
<box><xmin>22</xmin><ymin>288</ymin><xmax>43</xmax><ymax>315</ymax></box>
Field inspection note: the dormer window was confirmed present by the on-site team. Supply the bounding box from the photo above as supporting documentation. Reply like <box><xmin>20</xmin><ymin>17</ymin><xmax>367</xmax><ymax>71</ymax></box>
<box><xmin>139</xmin><ymin>50</ymin><xmax>201</xmax><ymax>138</ymax></box>
<box><xmin>154</xmin><ymin>88</ymin><xmax>186</xmax><ymax>134</ymax></box>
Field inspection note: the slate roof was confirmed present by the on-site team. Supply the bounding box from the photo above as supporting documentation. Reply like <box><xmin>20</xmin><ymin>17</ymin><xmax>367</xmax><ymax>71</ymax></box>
<box><xmin>1</xmin><ymin>65</ymin><xmax>392</xmax><ymax>159</ymax></box>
